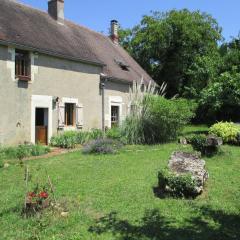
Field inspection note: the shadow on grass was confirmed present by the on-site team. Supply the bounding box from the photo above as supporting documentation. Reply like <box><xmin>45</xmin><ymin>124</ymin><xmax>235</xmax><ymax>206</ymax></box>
<box><xmin>89</xmin><ymin>206</ymin><xmax>240</xmax><ymax>240</ymax></box>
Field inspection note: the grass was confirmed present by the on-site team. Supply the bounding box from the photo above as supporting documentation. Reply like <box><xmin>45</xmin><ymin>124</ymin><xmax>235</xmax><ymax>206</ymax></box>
<box><xmin>0</xmin><ymin>125</ymin><xmax>240</xmax><ymax>239</ymax></box>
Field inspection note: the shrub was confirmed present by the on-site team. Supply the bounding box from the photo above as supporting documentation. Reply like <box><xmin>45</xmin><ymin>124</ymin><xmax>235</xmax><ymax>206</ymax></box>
<box><xmin>0</xmin><ymin>144</ymin><xmax>50</xmax><ymax>160</ymax></box>
<box><xmin>0</xmin><ymin>152</ymin><xmax>4</xmax><ymax>168</ymax></box>
<box><xmin>82</xmin><ymin>139</ymin><xmax>122</xmax><ymax>154</ymax></box>
<box><xmin>50</xmin><ymin>131</ymin><xmax>77</xmax><ymax>149</ymax></box>
<box><xmin>190</xmin><ymin>134</ymin><xmax>208</xmax><ymax>153</ymax></box>
<box><xmin>236</xmin><ymin>132</ymin><xmax>240</xmax><ymax>145</ymax></box>
<box><xmin>209</xmin><ymin>122</ymin><xmax>239</xmax><ymax>143</ymax></box>
<box><xmin>190</xmin><ymin>134</ymin><xmax>220</xmax><ymax>156</ymax></box>
<box><xmin>50</xmin><ymin>129</ymin><xmax>104</xmax><ymax>149</ymax></box>
<box><xmin>30</xmin><ymin>145</ymin><xmax>50</xmax><ymax>156</ymax></box>
<box><xmin>158</xmin><ymin>169</ymin><xmax>198</xmax><ymax>198</ymax></box>
<box><xmin>122</xmin><ymin>96</ymin><xmax>195</xmax><ymax>144</ymax></box>
<box><xmin>16</xmin><ymin>145</ymin><xmax>31</xmax><ymax>160</ymax></box>
<box><xmin>106</xmin><ymin>127</ymin><xmax>122</xmax><ymax>141</ymax></box>
<box><xmin>90</xmin><ymin>129</ymin><xmax>104</xmax><ymax>140</ymax></box>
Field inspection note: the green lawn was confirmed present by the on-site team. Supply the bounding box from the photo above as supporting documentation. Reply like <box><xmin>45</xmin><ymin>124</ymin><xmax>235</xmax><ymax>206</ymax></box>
<box><xmin>0</xmin><ymin>126</ymin><xmax>240</xmax><ymax>240</ymax></box>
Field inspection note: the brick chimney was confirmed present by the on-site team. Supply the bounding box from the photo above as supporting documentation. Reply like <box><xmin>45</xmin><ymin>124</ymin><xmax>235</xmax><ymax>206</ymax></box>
<box><xmin>48</xmin><ymin>0</ymin><xmax>64</xmax><ymax>24</ymax></box>
<box><xmin>110</xmin><ymin>20</ymin><xmax>119</xmax><ymax>44</ymax></box>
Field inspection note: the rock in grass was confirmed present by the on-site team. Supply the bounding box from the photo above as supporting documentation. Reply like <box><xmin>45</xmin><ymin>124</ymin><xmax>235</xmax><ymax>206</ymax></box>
<box><xmin>61</xmin><ymin>211</ymin><xmax>69</xmax><ymax>217</ymax></box>
<box><xmin>168</xmin><ymin>151</ymin><xmax>209</xmax><ymax>194</ymax></box>
<box><xmin>4</xmin><ymin>163</ymin><xmax>10</xmax><ymax>168</ymax></box>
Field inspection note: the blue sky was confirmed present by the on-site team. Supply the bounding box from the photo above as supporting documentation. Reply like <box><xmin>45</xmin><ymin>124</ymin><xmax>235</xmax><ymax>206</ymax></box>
<box><xmin>20</xmin><ymin>0</ymin><xmax>240</xmax><ymax>41</ymax></box>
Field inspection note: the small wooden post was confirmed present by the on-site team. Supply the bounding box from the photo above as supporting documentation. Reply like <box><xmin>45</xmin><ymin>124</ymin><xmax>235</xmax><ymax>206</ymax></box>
<box><xmin>24</xmin><ymin>166</ymin><xmax>29</xmax><ymax>218</ymax></box>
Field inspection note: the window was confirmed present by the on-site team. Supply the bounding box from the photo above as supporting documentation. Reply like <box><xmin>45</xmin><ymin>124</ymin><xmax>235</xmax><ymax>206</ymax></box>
<box><xmin>15</xmin><ymin>49</ymin><xmax>31</xmax><ymax>80</ymax></box>
<box><xmin>65</xmin><ymin>103</ymin><xmax>75</xmax><ymax>126</ymax></box>
<box><xmin>111</xmin><ymin>106</ymin><xmax>119</xmax><ymax>127</ymax></box>
<box><xmin>114</xmin><ymin>59</ymin><xmax>130</xmax><ymax>71</ymax></box>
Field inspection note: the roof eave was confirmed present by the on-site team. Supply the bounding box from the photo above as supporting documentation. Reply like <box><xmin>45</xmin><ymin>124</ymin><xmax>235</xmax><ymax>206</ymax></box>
<box><xmin>101</xmin><ymin>75</ymin><xmax>153</xmax><ymax>85</ymax></box>
<box><xmin>0</xmin><ymin>39</ymin><xmax>105</xmax><ymax>67</ymax></box>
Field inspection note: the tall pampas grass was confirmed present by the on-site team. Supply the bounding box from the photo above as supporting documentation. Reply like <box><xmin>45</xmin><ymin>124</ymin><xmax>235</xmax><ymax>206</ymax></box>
<box><xmin>121</xmin><ymin>77</ymin><xmax>167</xmax><ymax>144</ymax></box>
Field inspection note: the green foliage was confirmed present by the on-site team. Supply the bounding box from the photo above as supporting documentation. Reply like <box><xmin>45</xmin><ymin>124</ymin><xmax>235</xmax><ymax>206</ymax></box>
<box><xmin>0</xmin><ymin>152</ymin><xmax>4</xmax><ymax>168</ymax></box>
<box><xmin>119</xmin><ymin>10</ymin><xmax>222</xmax><ymax>97</ymax></box>
<box><xmin>50</xmin><ymin>131</ymin><xmax>77</xmax><ymax>149</ymax></box>
<box><xmin>121</xmin><ymin>115</ymin><xmax>145</xmax><ymax>145</ymax></box>
<box><xmin>50</xmin><ymin>129</ymin><xmax>104</xmax><ymax>149</ymax></box>
<box><xmin>190</xmin><ymin>134</ymin><xmax>207</xmax><ymax>153</ymax></box>
<box><xmin>190</xmin><ymin>134</ymin><xmax>219</xmax><ymax>156</ymax></box>
<box><xmin>198</xmin><ymin>72</ymin><xmax>240</xmax><ymax>122</ymax></box>
<box><xmin>122</xmin><ymin>96</ymin><xmax>195</xmax><ymax>144</ymax></box>
<box><xmin>106</xmin><ymin>127</ymin><xmax>122</xmax><ymax>141</ymax></box>
<box><xmin>0</xmin><ymin>144</ymin><xmax>50</xmax><ymax>161</ymax></box>
<box><xmin>158</xmin><ymin>168</ymin><xmax>198</xmax><ymax>198</ymax></box>
<box><xmin>30</xmin><ymin>145</ymin><xmax>51</xmax><ymax>157</ymax></box>
<box><xmin>82</xmin><ymin>139</ymin><xmax>122</xmax><ymax>154</ymax></box>
<box><xmin>16</xmin><ymin>145</ymin><xmax>30</xmax><ymax>160</ymax></box>
<box><xmin>1</xmin><ymin>135</ymin><xmax>240</xmax><ymax>239</ymax></box>
<box><xmin>209</xmin><ymin>122</ymin><xmax>239</xmax><ymax>143</ymax></box>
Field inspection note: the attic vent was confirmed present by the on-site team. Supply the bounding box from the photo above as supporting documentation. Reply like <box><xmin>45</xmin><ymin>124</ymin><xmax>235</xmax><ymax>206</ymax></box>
<box><xmin>114</xmin><ymin>59</ymin><xmax>130</xmax><ymax>71</ymax></box>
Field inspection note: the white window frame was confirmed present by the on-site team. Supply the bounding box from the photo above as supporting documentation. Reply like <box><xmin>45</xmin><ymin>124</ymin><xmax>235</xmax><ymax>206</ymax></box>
<box><xmin>107</xmin><ymin>96</ymin><xmax>123</xmax><ymax>128</ymax></box>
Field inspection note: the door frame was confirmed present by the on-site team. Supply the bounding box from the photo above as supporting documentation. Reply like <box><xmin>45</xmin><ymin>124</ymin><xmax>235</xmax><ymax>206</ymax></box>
<box><xmin>35</xmin><ymin>108</ymin><xmax>48</xmax><ymax>145</ymax></box>
<box><xmin>31</xmin><ymin>95</ymin><xmax>53</xmax><ymax>144</ymax></box>
<box><xmin>108</xmin><ymin>96</ymin><xmax>123</xmax><ymax>128</ymax></box>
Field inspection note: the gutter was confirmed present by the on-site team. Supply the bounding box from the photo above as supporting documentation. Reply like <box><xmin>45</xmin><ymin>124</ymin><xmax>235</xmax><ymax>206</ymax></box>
<box><xmin>0</xmin><ymin>39</ymin><xmax>105</xmax><ymax>67</ymax></box>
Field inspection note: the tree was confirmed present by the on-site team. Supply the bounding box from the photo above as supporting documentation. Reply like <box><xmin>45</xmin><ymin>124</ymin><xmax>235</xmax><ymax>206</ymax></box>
<box><xmin>119</xmin><ymin>10</ymin><xmax>222</xmax><ymax>97</ymax></box>
<box><xmin>198</xmin><ymin>71</ymin><xmax>240</xmax><ymax>122</ymax></box>
<box><xmin>196</xmin><ymin>36</ymin><xmax>240</xmax><ymax>122</ymax></box>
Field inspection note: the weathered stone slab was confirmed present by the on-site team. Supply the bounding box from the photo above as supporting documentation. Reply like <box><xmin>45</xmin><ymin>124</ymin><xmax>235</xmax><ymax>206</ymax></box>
<box><xmin>168</xmin><ymin>151</ymin><xmax>209</xmax><ymax>193</ymax></box>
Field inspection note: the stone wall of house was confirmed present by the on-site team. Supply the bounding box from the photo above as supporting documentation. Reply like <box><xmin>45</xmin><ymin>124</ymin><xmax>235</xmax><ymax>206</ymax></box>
<box><xmin>0</xmin><ymin>45</ymin><xmax>131</xmax><ymax>145</ymax></box>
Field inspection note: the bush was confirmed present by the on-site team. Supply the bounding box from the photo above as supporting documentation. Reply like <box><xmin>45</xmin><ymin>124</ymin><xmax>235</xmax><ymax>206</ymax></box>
<box><xmin>106</xmin><ymin>127</ymin><xmax>123</xmax><ymax>141</ymax></box>
<box><xmin>209</xmin><ymin>122</ymin><xmax>239</xmax><ymax>143</ymax></box>
<box><xmin>50</xmin><ymin>129</ymin><xmax>104</xmax><ymax>149</ymax></box>
<box><xmin>236</xmin><ymin>132</ymin><xmax>240</xmax><ymax>145</ymax></box>
<box><xmin>122</xmin><ymin>96</ymin><xmax>195</xmax><ymax>144</ymax></box>
<box><xmin>0</xmin><ymin>144</ymin><xmax>50</xmax><ymax>160</ymax></box>
<box><xmin>190</xmin><ymin>134</ymin><xmax>220</xmax><ymax>156</ymax></box>
<box><xmin>82</xmin><ymin>139</ymin><xmax>122</xmax><ymax>154</ymax></box>
<box><xmin>158</xmin><ymin>169</ymin><xmax>198</xmax><ymax>198</ymax></box>
<box><xmin>50</xmin><ymin>131</ymin><xmax>78</xmax><ymax>149</ymax></box>
<box><xmin>30</xmin><ymin>145</ymin><xmax>50</xmax><ymax>156</ymax></box>
<box><xmin>0</xmin><ymin>151</ymin><xmax>4</xmax><ymax>168</ymax></box>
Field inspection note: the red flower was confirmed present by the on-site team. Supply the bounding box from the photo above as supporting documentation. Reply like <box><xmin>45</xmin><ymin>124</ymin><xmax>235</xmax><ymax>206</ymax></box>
<box><xmin>38</xmin><ymin>191</ymin><xmax>49</xmax><ymax>199</ymax></box>
<box><xmin>28</xmin><ymin>192</ymin><xmax>36</xmax><ymax>198</ymax></box>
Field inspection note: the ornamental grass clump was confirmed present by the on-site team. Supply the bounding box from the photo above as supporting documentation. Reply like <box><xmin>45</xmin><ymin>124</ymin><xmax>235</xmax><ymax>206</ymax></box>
<box><xmin>121</xmin><ymin>78</ymin><xmax>195</xmax><ymax>144</ymax></box>
<box><xmin>82</xmin><ymin>139</ymin><xmax>122</xmax><ymax>154</ymax></box>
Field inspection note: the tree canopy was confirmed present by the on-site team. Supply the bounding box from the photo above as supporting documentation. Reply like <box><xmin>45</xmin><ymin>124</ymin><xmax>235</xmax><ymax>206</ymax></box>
<box><xmin>119</xmin><ymin>9</ymin><xmax>222</xmax><ymax>98</ymax></box>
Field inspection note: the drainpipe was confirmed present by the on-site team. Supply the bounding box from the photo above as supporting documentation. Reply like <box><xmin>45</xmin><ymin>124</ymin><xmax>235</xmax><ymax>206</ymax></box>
<box><xmin>100</xmin><ymin>74</ymin><xmax>107</xmax><ymax>134</ymax></box>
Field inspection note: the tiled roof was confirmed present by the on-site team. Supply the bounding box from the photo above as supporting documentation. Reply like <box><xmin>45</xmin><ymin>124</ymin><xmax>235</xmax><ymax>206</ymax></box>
<box><xmin>0</xmin><ymin>0</ymin><xmax>153</xmax><ymax>83</ymax></box>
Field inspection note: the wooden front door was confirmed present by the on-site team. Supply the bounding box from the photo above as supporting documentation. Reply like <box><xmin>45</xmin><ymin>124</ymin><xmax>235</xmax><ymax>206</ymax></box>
<box><xmin>35</xmin><ymin>108</ymin><xmax>48</xmax><ymax>145</ymax></box>
<box><xmin>35</xmin><ymin>126</ymin><xmax>48</xmax><ymax>145</ymax></box>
